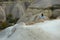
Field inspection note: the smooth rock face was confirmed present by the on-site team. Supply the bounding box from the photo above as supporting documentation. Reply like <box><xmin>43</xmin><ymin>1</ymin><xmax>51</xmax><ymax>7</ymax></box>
<box><xmin>4</xmin><ymin>2</ymin><xmax>15</xmax><ymax>15</ymax></box>
<box><xmin>29</xmin><ymin>0</ymin><xmax>60</xmax><ymax>8</ymax></box>
<box><xmin>53</xmin><ymin>9</ymin><xmax>60</xmax><ymax>18</ymax></box>
<box><xmin>11</xmin><ymin>3</ymin><xmax>25</xmax><ymax>19</ymax></box>
<box><xmin>4</xmin><ymin>2</ymin><xmax>25</xmax><ymax>19</ymax></box>
<box><xmin>0</xmin><ymin>6</ymin><xmax>6</xmax><ymax>22</ymax></box>
<box><xmin>0</xmin><ymin>19</ymin><xmax>60</xmax><ymax>40</ymax></box>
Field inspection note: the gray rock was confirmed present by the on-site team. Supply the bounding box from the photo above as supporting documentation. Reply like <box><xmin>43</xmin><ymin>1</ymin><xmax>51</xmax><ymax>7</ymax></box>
<box><xmin>3</xmin><ymin>2</ymin><xmax>25</xmax><ymax>19</ymax></box>
<box><xmin>0</xmin><ymin>6</ymin><xmax>6</xmax><ymax>22</ymax></box>
<box><xmin>29</xmin><ymin>0</ymin><xmax>60</xmax><ymax>8</ymax></box>
<box><xmin>53</xmin><ymin>9</ymin><xmax>60</xmax><ymax>18</ymax></box>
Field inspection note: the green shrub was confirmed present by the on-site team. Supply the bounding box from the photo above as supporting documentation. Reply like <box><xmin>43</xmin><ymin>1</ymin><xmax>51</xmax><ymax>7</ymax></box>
<box><xmin>0</xmin><ymin>14</ymin><xmax>19</xmax><ymax>30</ymax></box>
<box><xmin>0</xmin><ymin>21</ymin><xmax>8</xmax><ymax>29</ymax></box>
<box><xmin>6</xmin><ymin>14</ymin><xmax>12</xmax><ymax>20</ymax></box>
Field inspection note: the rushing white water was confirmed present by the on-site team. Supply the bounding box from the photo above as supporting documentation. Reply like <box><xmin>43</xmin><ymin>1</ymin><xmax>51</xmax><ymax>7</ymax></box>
<box><xmin>0</xmin><ymin>19</ymin><xmax>60</xmax><ymax>40</ymax></box>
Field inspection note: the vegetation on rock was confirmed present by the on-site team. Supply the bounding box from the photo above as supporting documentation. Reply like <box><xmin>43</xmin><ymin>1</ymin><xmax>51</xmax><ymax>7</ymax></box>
<box><xmin>0</xmin><ymin>14</ymin><xmax>19</xmax><ymax>30</ymax></box>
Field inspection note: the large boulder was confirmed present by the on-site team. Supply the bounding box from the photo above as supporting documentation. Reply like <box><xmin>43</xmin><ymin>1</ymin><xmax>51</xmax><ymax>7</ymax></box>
<box><xmin>28</xmin><ymin>0</ymin><xmax>60</xmax><ymax>19</ymax></box>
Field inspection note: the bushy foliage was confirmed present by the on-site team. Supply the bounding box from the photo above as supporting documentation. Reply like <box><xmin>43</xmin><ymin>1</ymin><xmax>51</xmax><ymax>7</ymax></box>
<box><xmin>0</xmin><ymin>21</ymin><xmax>8</xmax><ymax>28</ymax></box>
<box><xmin>6</xmin><ymin>14</ymin><xmax>19</xmax><ymax>23</ymax></box>
<box><xmin>0</xmin><ymin>14</ymin><xmax>19</xmax><ymax>30</ymax></box>
<box><xmin>0</xmin><ymin>21</ymin><xmax>9</xmax><ymax>30</ymax></box>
